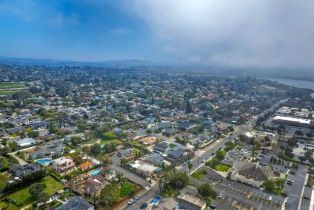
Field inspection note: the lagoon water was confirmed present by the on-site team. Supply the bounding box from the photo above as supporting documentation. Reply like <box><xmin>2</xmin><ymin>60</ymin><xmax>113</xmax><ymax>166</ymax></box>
<box><xmin>263</xmin><ymin>78</ymin><xmax>314</xmax><ymax>98</ymax></box>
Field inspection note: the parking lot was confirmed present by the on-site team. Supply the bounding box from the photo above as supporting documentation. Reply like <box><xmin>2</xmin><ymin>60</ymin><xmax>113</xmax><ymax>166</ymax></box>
<box><xmin>194</xmin><ymin>166</ymin><xmax>285</xmax><ymax>210</ymax></box>
<box><xmin>300</xmin><ymin>197</ymin><xmax>311</xmax><ymax>210</ymax></box>
<box><xmin>212</xmin><ymin>181</ymin><xmax>283</xmax><ymax>209</ymax></box>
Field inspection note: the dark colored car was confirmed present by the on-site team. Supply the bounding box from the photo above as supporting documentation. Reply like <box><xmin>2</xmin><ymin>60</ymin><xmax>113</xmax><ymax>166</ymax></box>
<box><xmin>140</xmin><ymin>203</ymin><xmax>148</xmax><ymax>209</ymax></box>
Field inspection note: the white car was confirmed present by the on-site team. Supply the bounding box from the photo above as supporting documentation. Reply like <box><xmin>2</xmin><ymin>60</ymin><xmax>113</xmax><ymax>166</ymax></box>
<box><xmin>128</xmin><ymin>199</ymin><xmax>134</xmax><ymax>205</ymax></box>
<box><xmin>218</xmin><ymin>192</ymin><xmax>224</xmax><ymax>199</ymax></box>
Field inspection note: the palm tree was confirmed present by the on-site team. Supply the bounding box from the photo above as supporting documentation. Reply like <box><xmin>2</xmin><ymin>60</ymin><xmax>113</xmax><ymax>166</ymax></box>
<box><xmin>188</xmin><ymin>162</ymin><xmax>193</xmax><ymax>174</ymax></box>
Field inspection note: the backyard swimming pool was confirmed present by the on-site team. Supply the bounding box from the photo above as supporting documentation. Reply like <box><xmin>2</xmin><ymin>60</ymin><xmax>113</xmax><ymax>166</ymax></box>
<box><xmin>36</xmin><ymin>158</ymin><xmax>52</xmax><ymax>166</ymax></box>
<box><xmin>89</xmin><ymin>168</ymin><xmax>101</xmax><ymax>176</ymax></box>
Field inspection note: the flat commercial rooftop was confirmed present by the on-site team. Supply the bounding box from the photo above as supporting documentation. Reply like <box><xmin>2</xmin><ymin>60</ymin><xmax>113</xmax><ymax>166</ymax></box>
<box><xmin>273</xmin><ymin>116</ymin><xmax>311</xmax><ymax>125</ymax></box>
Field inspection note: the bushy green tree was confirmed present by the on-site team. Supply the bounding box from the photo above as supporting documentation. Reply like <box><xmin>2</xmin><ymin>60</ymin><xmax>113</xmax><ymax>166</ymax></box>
<box><xmin>169</xmin><ymin>172</ymin><xmax>189</xmax><ymax>189</ymax></box>
<box><xmin>99</xmin><ymin>183</ymin><xmax>120</xmax><ymax>207</ymax></box>
<box><xmin>215</xmin><ymin>150</ymin><xmax>226</xmax><ymax>160</ymax></box>
<box><xmin>90</xmin><ymin>143</ymin><xmax>102</xmax><ymax>156</ymax></box>
<box><xmin>198</xmin><ymin>183</ymin><xmax>217</xmax><ymax>199</ymax></box>
<box><xmin>29</xmin><ymin>183</ymin><xmax>46</xmax><ymax>198</ymax></box>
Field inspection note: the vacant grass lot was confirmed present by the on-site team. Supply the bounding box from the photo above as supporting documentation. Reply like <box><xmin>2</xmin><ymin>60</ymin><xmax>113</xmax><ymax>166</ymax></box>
<box><xmin>0</xmin><ymin>83</ymin><xmax>26</xmax><ymax>89</ymax></box>
<box><xmin>191</xmin><ymin>170</ymin><xmax>207</xmax><ymax>180</ymax></box>
<box><xmin>0</xmin><ymin>90</ymin><xmax>17</xmax><ymax>95</ymax></box>
<box><xmin>214</xmin><ymin>164</ymin><xmax>230</xmax><ymax>172</ymax></box>
<box><xmin>0</xmin><ymin>83</ymin><xmax>27</xmax><ymax>96</ymax></box>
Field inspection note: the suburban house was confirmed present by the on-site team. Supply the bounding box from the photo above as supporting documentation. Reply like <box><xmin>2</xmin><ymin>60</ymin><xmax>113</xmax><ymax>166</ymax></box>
<box><xmin>117</xmin><ymin>148</ymin><xmax>132</xmax><ymax>159</ymax></box>
<box><xmin>6</xmin><ymin>126</ymin><xmax>25</xmax><ymax>135</ymax></box>
<box><xmin>57</xmin><ymin>196</ymin><xmax>94</xmax><ymax>210</ymax></box>
<box><xmin>153</xmin><ymin>141</ymin><xmax>169</xmax><ymax>153</ymax></box>
<box><xmin>79</xmin><ymin>161</ymin><xmax>94</xmax><ymax>171</ymax></box>
<box><xmin>52</xmin><ymin>157</ymin><xmax>75</xmax><ymax>173</ymax></box>
<box><xmin>16</xmin><ymin>137</ymin><xmax>36</xmax><ymax>147</ymax></box>
<box><xmin>83</xmin><ymin>176</ymin><xmax>105</xmax><ymax>196</ymax></box>
<box><xmin>9</xmin><ymin>164</ymin><xmax>41</xmax><ymax>179</ymax></box>
<box><xmin>29</xmin><ymin>120</ymin><xmax>48</xmax><ymax>129</ymax></box>
<box><xmin>166</xmin><ymin>147</ymin><xmax>185</xmax><ymax>162</ymax></box>
<box><xmin>130</xmin><ymin>160</ymin><xmax>160</xmax><ymax>177</ymax></box>
<box><xmin>144</xmin><ymin>153</ymin><xmax>164</xmax><ymax>166</ymax></box>
<box><xmin>30</xmin><ymin>139</ymin><xmax>64</xmax><ymax>159</ymax></box>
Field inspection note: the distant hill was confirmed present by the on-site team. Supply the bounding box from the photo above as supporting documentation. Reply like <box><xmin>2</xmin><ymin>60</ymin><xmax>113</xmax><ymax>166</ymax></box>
<box><xmin>0</xmin><ymin>56</ymin><xmax>313</xmax><ymax>82</ymax></box>
<box><xmin>0</xmin><ymin>57</ymin><xmax>164</xmax><ymax>68</ymax></box>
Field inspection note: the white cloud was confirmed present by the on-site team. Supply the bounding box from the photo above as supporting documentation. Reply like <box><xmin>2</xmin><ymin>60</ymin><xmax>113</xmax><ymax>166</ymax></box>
<box><xmin>127</xmin><ymin>0</ymin><xmax>314</xmax><ymax>68</ymax></box>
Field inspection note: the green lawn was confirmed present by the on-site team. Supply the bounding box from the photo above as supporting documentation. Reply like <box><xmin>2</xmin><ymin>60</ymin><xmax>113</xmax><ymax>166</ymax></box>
<box><xmin>0</xmin><ymin>173</ymin><xmax>10</xmax><ymax>191</ymax></box>
<box><xmin>0</xmin><ymin>201</ymin><xmax>19</xmax><ymax>210</ymax></box>
<box><xmin>42</xmin><ymin>176</ymin><xmax>64</xmax><ymax>195</ymax></box>
<box><xmin>0</xmin><ymin>90</ymin><xmax>17</xmax><ymax>95</ymax></box>
<box><xmin>0</xmin><ymin>83</ymin><xmax>26</xmax><ymax>89</ymax></box>
<box><xmin>6</xmin><ymin>176</ymin><xmax>63</xmax><ymax>207</ymax></box>
<box><xmin>120</xmin><ymin>181</ymin><xmax>136</xmax><ymax>198</ymax></box>
<box><xmin>191</xmin><ymin>170</ymin><xmax>207</xmax><ymax>180</ymax></box>
<box><xmin>100</xmin><ymin>139</ymin><xmax>122</xmax><ymax>146</ymax></box>
<box><xmin>0</xmin><ymin>201</ymin><xmax>9</xmax><ymax>209</ymax></box>
<box><xmin>7</xmin><ymin>186</ymin><xmax>34</xmax><ymax>206</ymax></box>
<box><xmin>214</xmin><ymin>164</ymin><xmax>230</xmax><ymax>172</ymax></box>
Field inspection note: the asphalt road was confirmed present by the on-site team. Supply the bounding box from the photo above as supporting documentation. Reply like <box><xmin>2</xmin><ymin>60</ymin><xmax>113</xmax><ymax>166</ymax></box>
<box><xmin>124</xmin><ymin>185</ymin><xmax>160</xmax><ymax>210</ymax></box>
<box><xmin>284</xmin><ymin>164</ymin><xmax>307</xmax><ymax>210</ymax></box>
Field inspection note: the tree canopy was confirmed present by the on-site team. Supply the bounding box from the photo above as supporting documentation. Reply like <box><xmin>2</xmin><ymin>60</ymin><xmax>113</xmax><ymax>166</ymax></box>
<box><xmin>99</xmin><ymin>183</ymin><xmax>120</xmax><ymax>207</ymax></box>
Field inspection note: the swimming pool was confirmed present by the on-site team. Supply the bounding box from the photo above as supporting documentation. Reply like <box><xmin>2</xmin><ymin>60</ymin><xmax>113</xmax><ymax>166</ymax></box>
<box><xmin>36</xmin><ymin>158</ymin><xmax>52</xmax><ymax>166</ymax></box>
<box><xmin>89</xmin><ymin>168</ymin><xmax>101</xmax><ymax>176</ymax></box>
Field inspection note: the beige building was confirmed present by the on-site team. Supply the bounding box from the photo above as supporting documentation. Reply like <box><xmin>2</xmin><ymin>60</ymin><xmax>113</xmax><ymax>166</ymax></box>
<box><xmin>177</xmin><ymin>194</ymin><xmax>206</xmax><ymax>210</ymax></box>
<box><xmin>230</xmin><ymin>162</ymin><xmax>273</xmax><ymax>187</ymax></box>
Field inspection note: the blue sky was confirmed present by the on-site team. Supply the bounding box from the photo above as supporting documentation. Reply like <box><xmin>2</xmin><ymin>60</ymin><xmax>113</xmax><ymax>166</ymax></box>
<box><xmin>0</xmin><ymin>0</ymin><xmax>314</xmax><ymax>68</ymax></box>
<box><xmin>0</xmin><ymin>0</ymin><xmax>159</xmax><ymax>61</ymax></box>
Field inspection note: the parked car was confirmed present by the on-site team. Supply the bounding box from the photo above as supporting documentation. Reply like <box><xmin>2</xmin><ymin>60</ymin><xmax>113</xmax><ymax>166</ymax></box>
<box><xmin>140</xmin><ymin>203</ymin><xmax>148</xmax><ymax>209</ymax></box>
<box><xmin>128</xmin><ymin>199</ymin><xmax>134</xmax><ymax>205</ymax></box>
<box><xmin>218</xmin><ymin>192</ymin><xmax>224</xmax><ymax>199</ymax></box>
<box><xmin>209</xmin><ymin>204</ymin><xmax>217</xmax><ymax>209</ymax></box>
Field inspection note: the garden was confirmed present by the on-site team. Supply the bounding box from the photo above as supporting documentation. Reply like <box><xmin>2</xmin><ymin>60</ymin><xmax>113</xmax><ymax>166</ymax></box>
<box><xmin>1</xmin><ymin>176</ymin><xmax>63</xmax><ymax>209</ymax></box>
